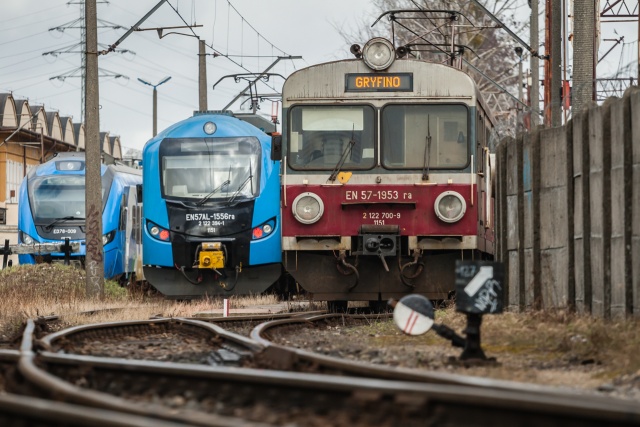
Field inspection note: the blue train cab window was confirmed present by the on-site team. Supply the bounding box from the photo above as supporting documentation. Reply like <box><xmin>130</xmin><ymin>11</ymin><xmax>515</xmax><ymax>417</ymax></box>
<box><xmin>381</xmin><ymin>104</ymin><xmax>469</xmax><ymax>170</ymax></box>
<box><xmin>27</xmin><ymin>176</ymin><xmax>87</xmax><ymax>222</ymax></box>
<box><xmin>159</xmin><ymin>137</ymin><xmax>261</xmax><ymax>201</ymax></box>
<box><xmin>288</xmin><ymin>105</ymin><xmax>375</xmax><ymax>170</ymax></box>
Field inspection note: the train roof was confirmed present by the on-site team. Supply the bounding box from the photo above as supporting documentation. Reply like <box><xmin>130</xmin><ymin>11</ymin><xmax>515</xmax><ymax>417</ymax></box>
<box><xmin>28</xmin><ymin>152</ymin><xmax>141</xmax><ymax>178</ymax></box>
<box><xmin>282</xmin><ymin>58</ymin><xmax>480</xmax><ymax>106</ymax></box>
<box><xmin>142</xmin><ymin>112</ymin><xmax>275</xmax><ymax>156</ymax></box>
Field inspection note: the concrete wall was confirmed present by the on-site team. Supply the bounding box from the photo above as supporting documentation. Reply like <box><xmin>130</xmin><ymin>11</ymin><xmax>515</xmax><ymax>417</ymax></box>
<box><xmin>632</xmin><ymin>89</ymin><xmax>640</xmax><ymax>317</ymax></box>
<box><xmin>496</xmin><ymin>87</ymin><xmax>640</xmax><ymax>317</ymax></box>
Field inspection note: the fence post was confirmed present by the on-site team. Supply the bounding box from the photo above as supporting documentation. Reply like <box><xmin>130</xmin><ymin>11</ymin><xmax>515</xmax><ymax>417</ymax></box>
<box><xmin>2</xmin><ymin>239</ymin><xmax>9</xmax><ymax>269</ymax></box>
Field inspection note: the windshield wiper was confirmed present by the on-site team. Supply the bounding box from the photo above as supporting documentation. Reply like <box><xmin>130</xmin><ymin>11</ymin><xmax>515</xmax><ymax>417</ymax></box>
<box><xmin>227</xmin><ymin>162</ymin><xmax>253</xmax><ymax>206</ymax></box>
<box><xmin>44</xmin><ymin>216</ymin><xmax>85</xmax><ymax>231</ymax></box>
<box><xmin>422</xmin><ymin>115</ymin><xmax>432</xmax><ymax>181</ymax></box>
<box><xmin>196</xmin><ymin>179</ymin><xmax>231</xmax><ymax>206</ymax></box>
<box><xmin>328</xmin><ymin>125</ymin><xmax>356</xmax><ymax>182</ymax></box>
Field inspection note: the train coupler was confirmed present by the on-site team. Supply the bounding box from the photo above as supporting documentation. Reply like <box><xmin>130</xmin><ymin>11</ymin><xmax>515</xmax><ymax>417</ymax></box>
<box><xmin>354</xmin><ymin>224</ymin><xmax>399</xmax><ymax>272</ymax></box>
<box><xmin>198</xmin><ymin>242</ymin><xmax>225</xmax><ymax>269</ymax></box>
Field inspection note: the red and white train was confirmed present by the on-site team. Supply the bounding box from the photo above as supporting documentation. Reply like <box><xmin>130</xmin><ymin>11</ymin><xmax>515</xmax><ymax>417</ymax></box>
<box><xmin>272</xmin><ymin>37</ymin><xmax>497</xmax><ymax>310</ymax></box>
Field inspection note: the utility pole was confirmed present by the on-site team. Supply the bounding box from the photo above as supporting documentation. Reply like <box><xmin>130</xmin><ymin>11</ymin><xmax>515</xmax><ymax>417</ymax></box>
<box><xmin>85</xmin><ymin>0</ymin><xmax>103</xmax><ymax>297</ymax></box>
<box><xmin>530</xmin><ymin>0</ymin><xmax>540</xmax><ymax>127</ymax></box>
<box><xmin>44</xmin><ymin>1</ymin><xmax>130</xmax><ymax>122</ymax></box>
<box><xmin>199</xmin><ymin>39</ymin><xmax>208</xmax><ymax>111</ymax></box>
<box><xmin>516</xmin><ymin>47</ymin><xmax>524</xmax><ymax>103</ymax></box>
<box><xmin>572</xmin><ymin>0</ymin><xmax>595</xmax><ymax>114</ymax></box>
<box><xmin>138</xmin><ymin>77</ymin><xmax>171</xmax><ymax>137</ymax></box>
<box><xmin>550</xmin><ymin>0</ymin><xmax>562</xmax><ymax>126</ymax></box>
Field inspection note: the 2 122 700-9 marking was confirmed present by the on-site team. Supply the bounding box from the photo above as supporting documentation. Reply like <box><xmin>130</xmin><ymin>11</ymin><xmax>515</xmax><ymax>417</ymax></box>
<box><xmin>362</xmin><ymin>212</ymin><xmax>401</xmax><ymax>219</ymax></box>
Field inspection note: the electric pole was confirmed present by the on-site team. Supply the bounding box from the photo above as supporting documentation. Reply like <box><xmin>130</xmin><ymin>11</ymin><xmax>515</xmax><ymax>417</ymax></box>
<box><xmin>551</xmin><ymin>0</ymin><xmax>562</xmax><ymax>126</ymax></box>
<box><xmin>44</xmin><ymin>1</ymin><xmax>131</xmax><ymax>122</ymax></box>
<box><xmin>85</xmin><ymin>0</ymin><xmax>104</xmax><ymax>297</ymax></box>
<box><xmin>572</xmin><ymin>0</ymin><xmax>596</xmax><ymax>114</ymax></box>
<box><xmin>530</xmin><ymin>0</ymin><xmax>540</xmax><ymax>127</ymax></box>
<box><xmin>199</xmin><ymin>39</ymin><xmax>208</xmax><ymax>111</ymax></box>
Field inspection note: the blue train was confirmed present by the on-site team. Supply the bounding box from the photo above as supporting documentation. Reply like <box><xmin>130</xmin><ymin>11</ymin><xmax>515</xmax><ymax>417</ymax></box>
<box><xmin>141</xmin><ymin>112</ymin><xmax>281</xmax><ymax>298</ymax></box>
<box><xmin>17</xmin><ymin>152</ymin><xmax>143</xmax><ymax>282</ymax></box>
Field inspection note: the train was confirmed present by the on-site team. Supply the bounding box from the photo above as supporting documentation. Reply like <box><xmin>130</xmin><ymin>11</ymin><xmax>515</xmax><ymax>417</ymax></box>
<box><xmin>17</xmin><ymin>36</ymin><xmax>497</xmax><ymax>307</ymax></box>
<box><xmin>17</xmin><ymin>152</ymin><xmax>143</xmax><ymax>282</ymax></box>
<box><xmin>141</xmin><ymin>112</ymin><xmax>282</xmax><ymax>298</ymax></box>
<box><xmin>272</xmin><ymin>37</ymin><xmax>498</xmax><ymax>310</ymax></box>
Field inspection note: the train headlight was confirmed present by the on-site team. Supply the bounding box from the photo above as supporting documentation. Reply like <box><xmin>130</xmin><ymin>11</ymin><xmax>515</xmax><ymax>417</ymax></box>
<box><xmin>147</xmin><ymin>222</ymin><xmax>171</xmax><ymax>241</ymax></box>
<box><xmin>19</xmin><ymin>231</ymin><xmax>35</xmax><ymax>245</ymax></box>
<box><xmin>292</xmin><ymin>192</ymin><xmax>324</xmax><ymax>225</ymax></box>
<box><xmin>362</xmin><ymin>38</ymin><xmax>395</xmax><ymax>71</ymax></box>
<box><xmin>102</xmin><ymin>230</ymin><xmax>115</xmax><ymax>246</ymax></box>
<box><xmin>434</xmin><ymin>191</ymin><xmax>466</xmax><ymax>223</ymax></box>
<box><xmin>203</xmin><ymin>121</ymin><xmax>217</xmax><ymax>135</ymax></box>
<box><xmin>252</xmin><ymin>218</ymin><xmax>276</xmax><ymax>240</ymax></box>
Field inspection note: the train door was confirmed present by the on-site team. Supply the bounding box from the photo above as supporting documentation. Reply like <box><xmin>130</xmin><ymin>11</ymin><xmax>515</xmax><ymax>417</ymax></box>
<box><xmin>123</xmin><ymin>186</ymin><xmax>143</xmax><ymax>279</ymax></box>
<box><xmin>476</xmin><ymin>111</ymin><xmax>487</xmax><ymax>252</ymax></box>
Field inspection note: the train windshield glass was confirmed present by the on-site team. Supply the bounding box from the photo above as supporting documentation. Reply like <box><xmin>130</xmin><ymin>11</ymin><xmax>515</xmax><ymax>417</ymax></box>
<box><xmin>160</xmin><ymin>137</ymin><xmax>261</xmax><ymax>201</ymax></box>
<box><xmin>381</xmin><ymin>104</ymin><xmax>468</xmax><ymax>169</ymax></box>
<box><xmin>288</xmin><ymin>105</ymin><xmax>375</xmax><ymax>170</ymax></box>
<box><xmin>27</xmin><ymin>175</ymin><xmax>92</xmax><ymax>222</ymax></box>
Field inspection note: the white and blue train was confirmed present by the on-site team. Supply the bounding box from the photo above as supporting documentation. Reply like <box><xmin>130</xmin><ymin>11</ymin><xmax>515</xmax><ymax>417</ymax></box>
<box><xmin>141</xmin><ymin>112</ymin><xmax>281</xmax><ymax>298</ymax></box>
<box><xmin>17</xmin><ymin>152</ymin><xmax>143</xmax><ymax>282</ymax></box>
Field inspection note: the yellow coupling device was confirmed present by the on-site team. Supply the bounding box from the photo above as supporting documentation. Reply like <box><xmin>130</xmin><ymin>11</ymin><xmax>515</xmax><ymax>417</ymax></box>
<box><xmin>198</xmin><ymin>242</ymin><xmax>224</xmax><ymax>269</ymax></box>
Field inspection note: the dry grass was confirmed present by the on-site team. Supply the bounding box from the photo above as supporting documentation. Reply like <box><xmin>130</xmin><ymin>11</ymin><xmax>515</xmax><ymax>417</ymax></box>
<box><xmin>2</xmin><ymin>264</ymin><xmax>638</xmax><ymax>383</ymax></box>
<box><xmin>0</xmin><ymin>264</ymin><xmax>280</xmax><ymax>340</ymax></box>
<box><xmin>433</xmin><ymin>306</ymin><xmax>640</xmax><ymax>378</ymax></box>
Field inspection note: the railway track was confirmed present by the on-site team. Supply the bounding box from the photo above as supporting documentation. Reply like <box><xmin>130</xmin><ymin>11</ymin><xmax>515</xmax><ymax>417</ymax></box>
<box><xmin>0</xmin><ymin>393</ymin><xmax>190</xmax><ymax>427</ymax></box>
<box><xmin>189</xmin><ymin>310</ymin><xmax>327</xmax><ymax>336</ymax></box>
<box><xmin>40</xmin><ymin>318</ymin><xmax>260</xmax><ymax>366</ymax></box>
<box><xmin>4</xmin><ymin>318</ymin><xmax>637</xmax><ymax>426</ymax></box>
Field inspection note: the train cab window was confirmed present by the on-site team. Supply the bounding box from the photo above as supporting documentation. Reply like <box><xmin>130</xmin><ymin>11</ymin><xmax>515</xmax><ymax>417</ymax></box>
<box><xmin>288</xmin><ymin>105</ymin><xmax>375</xmax><ymax>170</ymax></box>
<box><xmin>27</xmin><ymin>175</ymin><xmax>87</xmax><ymax>222</ymax></box>
<box><xmin>159</xmin><ymin>137</ymin><xmax>261</xmax><ymax>201</ymax></box>
<box><xmin>381</xmin><ymin>104</ymin><xmax>468</xmax><ymax>169</ymax></box>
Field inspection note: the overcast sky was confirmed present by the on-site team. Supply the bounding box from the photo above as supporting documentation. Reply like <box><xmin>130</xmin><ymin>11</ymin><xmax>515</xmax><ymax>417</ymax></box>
<box><xmin>2</xmin><ymin>1</ymin><xmax>637</xmax><ymax>154</ymax></box>
<box><xmin>2</xmin><ymin>0</ymin><xmax>376</xmax><ymax>153</ymax></box>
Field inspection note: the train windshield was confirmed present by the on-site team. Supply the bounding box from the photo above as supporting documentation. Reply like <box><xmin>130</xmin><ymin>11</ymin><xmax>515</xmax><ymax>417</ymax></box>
<box><xmin>160</xmin><ymin>137</ymin><xmax>261</xmax><ymax>201</ymax></box>
<box><xmin>288</xmin><ymin>105</ymin><xmax>375</xmax><ymax>170</ymax></box>
<box><xmin>27</xmin><ymin>175</ymin><xmax>108</xmax><ymax>223</ymax></box>
<box><xmin>381</xmin><ymin>104</ymin><xmax>469</xmax><ymax>169</ymax></box>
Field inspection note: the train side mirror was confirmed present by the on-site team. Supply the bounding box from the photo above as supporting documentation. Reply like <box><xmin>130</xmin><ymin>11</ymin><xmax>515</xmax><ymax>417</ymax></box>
<box><xmin>136</xmin><ymin>184</ymin><xmax>143</xmax><ymax>201</ymax></box>
<box><xmin>271</xmin><ymin>134</ymin><xmax>282</xmax><ymax>161</ymax></box>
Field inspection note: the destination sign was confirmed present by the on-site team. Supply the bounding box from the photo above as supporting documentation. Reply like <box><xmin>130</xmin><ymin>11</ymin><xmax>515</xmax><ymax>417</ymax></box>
<box><xmin>345</xmin><ymin>73</ymin><xmax>413</xmax><ymax>92</ymax></box>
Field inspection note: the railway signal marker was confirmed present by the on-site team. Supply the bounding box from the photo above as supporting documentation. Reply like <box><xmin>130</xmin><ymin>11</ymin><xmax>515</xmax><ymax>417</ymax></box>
<box><xmin>392</xmin><ymin>294</ymin><xmax>435</xmax><ymax>335</ymax></box>
<box><xmin>455</xmin><ymin>261</ymin><xmax>504</xmax><ymax>315</ymax></box>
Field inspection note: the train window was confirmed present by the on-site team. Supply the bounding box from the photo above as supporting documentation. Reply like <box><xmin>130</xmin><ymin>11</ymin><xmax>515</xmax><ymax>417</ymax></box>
<box><xmin>119</xmin><ymin>193</ymin><xmax>127</xmax><ymax>231</ymax></box>
<box><xmin>159</xmin><ymin>137</ymin><xmax>262</xmax><ymax>201</ymax></box>
<box><xmin>288</xmin><ymin>105</ymin><xmax>375</xmax><ymax>170</ymax></box>
<box><xmin>27</xmin><ymin>176</ymin><xmax>87</xmax><ymax>222</ymax></box>
<box><xmin>381</xmin><ymin>104</ymin><xmax>468</xmax><ymax>169</ymax></box>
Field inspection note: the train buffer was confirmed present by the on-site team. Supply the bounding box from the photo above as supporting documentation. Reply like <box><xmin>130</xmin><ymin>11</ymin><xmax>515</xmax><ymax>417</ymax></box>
<box><xmin>1</xmin><ymin>238</ymin><xmax>79</xmax><ymax>268</ymax></box>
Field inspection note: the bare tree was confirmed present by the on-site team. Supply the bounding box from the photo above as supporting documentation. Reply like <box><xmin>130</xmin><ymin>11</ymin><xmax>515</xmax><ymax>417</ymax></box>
<box><xmin>340</xmin><ymin>0</ymin><xmax>529</xmax><ymax>135</ymax></box>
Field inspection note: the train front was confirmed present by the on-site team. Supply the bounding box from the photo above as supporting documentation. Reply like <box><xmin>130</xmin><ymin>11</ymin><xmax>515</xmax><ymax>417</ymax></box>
<box><xmin>17</xmin><ymin>153</ymin><xmax>117</xmax><ymax>274</ymax></box>
<box><xmin>279</xmin><ymin>38</ymin><xmax>495</xmax><ymax>305</ymax></box>
<box><xmin>142</xmin><ymin>113</ymin><xmax>281</xmax><ymax>298</ymax></box>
